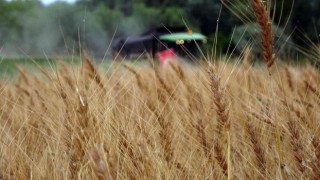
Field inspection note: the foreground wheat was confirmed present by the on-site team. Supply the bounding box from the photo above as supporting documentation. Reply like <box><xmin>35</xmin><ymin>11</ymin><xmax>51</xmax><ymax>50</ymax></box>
<box><xmin>0</xmin><ymin>58</ymin><xmax>319</xmax><ymax>179</ymax></box>
<box><xmin>251</xmin><ymin>0</ymin><xmax>275</xmax><ymax>69</ymax></box>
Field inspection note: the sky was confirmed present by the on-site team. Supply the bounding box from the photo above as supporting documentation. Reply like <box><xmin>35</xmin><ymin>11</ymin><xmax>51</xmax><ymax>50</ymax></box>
<box><xmin>41</xmin><ymin>0</ymin><xmax>77</xmax><ymax>5</ymax></box>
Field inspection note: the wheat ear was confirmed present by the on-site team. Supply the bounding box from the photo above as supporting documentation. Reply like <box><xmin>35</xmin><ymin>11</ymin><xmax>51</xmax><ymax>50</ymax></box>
<box><xmin>242</xmin><ymin>47</ymin><xmax>252</xmax><ymax>71</ymax></box>
<box><xmin>287</xmin><ymin>115</ymin><xmax>306</xmax><ymax>174</ymax></box>
<box><xmin>208</xmin><ymin>65</ymin><xmax>230</xmax><ymax>134</ymax></box>
<box><xmin>90</xmin><ymin>145</ymin><xmax>113</xmax><ymax>180</ymax></box>
<box><xmin>154</xmin><ymin>68</ymin><xmax>176</xmax><ymax>100</ymax></box>
<box><xmin>83</xmin><ymin>51</ymin><xmax>104</xmax><ymax>89</ymax></box>
<box><xmin>196</xmin><ymin>118</ymin><xmax>212</xmax><ymax>162</ymax></box>
<box><xmin>311</xmin><ymin>136</ymin><xmax>320</xmax><ymax>178</ymax></box>
<box><xmin>208</xmin><ymin>64</ymin><xmax>230</xmax><ymax>177</ymax></box>
<box><xmin>122</xmin><ymin>64</ymin><xmax>144</xmax><ymax>90</ymax></box>
<box><xmin>285</xmin><ymin>67</ymin><xmax>294</xmax><ymax>90</ymax></box>
<box><xmin>169</xmin><ymin>61</ymin><xmax>185</xmax><ymax>81</ymax></box>
<box><xmin>251</xmin><ymin>0</ymin><xmax>275</xmax><ymax>68</ymax></box>
<box><xmin>246</xmin><ymin>121</ymin><xmax>266</xmax><ymax>177</ymax></box>
<box><xmin>304</xmin><ymin>79</ymin><xmax>320</xmax><ymax>98</ymax></box>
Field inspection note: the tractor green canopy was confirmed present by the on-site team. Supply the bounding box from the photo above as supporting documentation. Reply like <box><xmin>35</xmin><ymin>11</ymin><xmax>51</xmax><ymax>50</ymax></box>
<box><xmin>159</xmin><ymin>33</ymin><xmax>206</xmax><ymax>42</ymax></box>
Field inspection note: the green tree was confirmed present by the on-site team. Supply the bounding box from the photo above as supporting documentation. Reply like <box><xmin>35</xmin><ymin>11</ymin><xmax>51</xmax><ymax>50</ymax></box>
<box><xmin>0</xmin><ymin>1</ymin><xmax>39</xmax><ymax>42</ymax></box>
<box><xmin>93</xmin><ymin>6</ymin><xmax>123</xmax><ymax>35</ymax></box>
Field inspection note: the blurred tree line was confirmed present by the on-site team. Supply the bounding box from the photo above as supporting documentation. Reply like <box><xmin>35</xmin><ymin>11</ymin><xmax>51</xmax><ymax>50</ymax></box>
<box><xmin>0</xmin><ymin>0</ymin><xmax>319</xmax><ymax>58</ymax></box>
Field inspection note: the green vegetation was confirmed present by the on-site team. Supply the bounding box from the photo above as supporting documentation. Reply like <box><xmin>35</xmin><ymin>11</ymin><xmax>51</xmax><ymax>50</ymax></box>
<box><xmin>0</xmin><ymin>57</ymin><xmax>147</xmax><ymax>78</ymax></box>
<box><xmin>0</xmin><ymin>58</ymin><xmax>79</xmax><ymax>78</ymax></box>
<box><xmin>0</xmin><ymin>0</ymin><xmax>319</xmax><ymax>59</ymax></box>
<box><xmin>0</xmin><ymin>58</ymin><xmax>51</xmax><ymax>77</ymax></box>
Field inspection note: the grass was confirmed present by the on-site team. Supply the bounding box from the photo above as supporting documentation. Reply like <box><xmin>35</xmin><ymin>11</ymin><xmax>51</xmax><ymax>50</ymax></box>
<box><xmin>0</xmin><ymin>58</ymin><xmax>73</xmax><ymax>78</ymax></box>
<box><xmin>0</xmin><ymin>57</ymin><xmax>149</xmax><ymax>78</ymax></box>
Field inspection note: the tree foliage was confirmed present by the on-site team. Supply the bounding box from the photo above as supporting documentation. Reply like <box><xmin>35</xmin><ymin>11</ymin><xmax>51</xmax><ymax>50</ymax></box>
<box><xmin>0</xmin><ymin>0</ymin><xmax>319</xmax><ymax>58</ymax></box>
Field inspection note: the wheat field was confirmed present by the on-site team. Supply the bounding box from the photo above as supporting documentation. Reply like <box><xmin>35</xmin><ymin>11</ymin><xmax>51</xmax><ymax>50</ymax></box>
<box><xmin>1</xmin><ymin>0</ymin><xmax>320</xmax><ymax>179</ymax></box>
<box><xmin>0</xmin><ymin>53</ymin><xmax>319</xmax><ymax>179</ymax></box>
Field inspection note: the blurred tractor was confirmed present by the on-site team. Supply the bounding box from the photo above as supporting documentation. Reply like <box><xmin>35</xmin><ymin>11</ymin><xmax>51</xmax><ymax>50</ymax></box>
<box><xmin>112</xmin><ymin>27</ymin><xmax>207</xmax><ymax>60</ymax></box>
